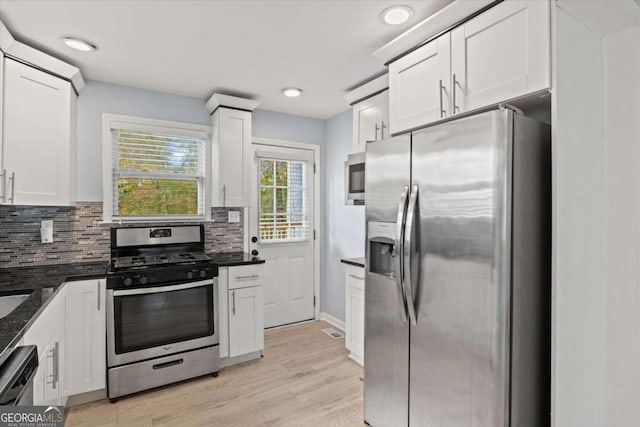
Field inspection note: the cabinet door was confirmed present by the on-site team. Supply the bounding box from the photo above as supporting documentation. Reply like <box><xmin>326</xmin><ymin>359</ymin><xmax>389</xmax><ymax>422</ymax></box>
<box><xmin>345</xmin><ymin>265</ymin><xmax>365</xmax><ymax>365</ymax></box>
<box><xmin>228</xmin><ymin>286</ymin><xmax>264</xmax><ymax>357</ymax></box>
<box><xmin>389</xmin><ymin>32</ymin><xmax>451</xmax><ymax>134</ymax></box>
<box><xmin>218</xmin><ymin>268</ymin><xmax>229</xmax><ymax>359</ymax></box>
<box><xmin>353</xmin><ymin>98</ymin><xmax>380</xmax><ymax>152</ymax></box>
<box><xmin>378</xmin><ymin>91</ymin><xmax>390</xmax><ymax>140</ymax></box>
<box><xmin>66</xmin><ymin>279</ymin><xmax>106</xmax><ymax>396</ymax></box>
<box><xmin>451</xmin><ymin>0</ymin><xmax>550</xmax><ymax>113</ymax></box>
<box><xmin>213</xmin><ymin>108</ymin><xmax>251</xmax><ymax>207</ymax></box>
<box><xmin>2</xmin><ymin>58</ymin><xmax>74</xmax><ymax>205</ymax></box>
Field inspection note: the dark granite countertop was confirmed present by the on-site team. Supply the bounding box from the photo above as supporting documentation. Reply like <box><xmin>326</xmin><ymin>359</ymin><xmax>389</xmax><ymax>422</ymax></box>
<box><xmin>0</xmin><ymin>262</ymin><xmax>108</xmax><ymax>362</ymax></box>
<box><xmin>341</xmin><ymin>257</ymin><xmax>365</xmax><ymax>268</ymax></box>
<box><xmin>207</xmin><ymin>252</ymin><xmax>265</xmax><ymax>267</ymax></box>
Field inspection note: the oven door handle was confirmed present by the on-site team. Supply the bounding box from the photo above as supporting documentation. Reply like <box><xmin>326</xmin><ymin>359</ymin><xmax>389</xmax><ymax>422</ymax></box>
<box><xmin>112</xmin><ymin>279</ymin><xmax>213</xmax><ymax>296</ymax></box>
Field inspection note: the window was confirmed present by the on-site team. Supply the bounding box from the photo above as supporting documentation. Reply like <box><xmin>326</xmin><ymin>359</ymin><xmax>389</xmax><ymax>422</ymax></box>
<box><xmin>259</xmin><ymin>158</ymin><xmax>310</xmax><ymax>242</ymax></box>
<box><xmin>103</xmin><ymin>115</ymin><xmax>210</xmax><ymax>222</ymax></box>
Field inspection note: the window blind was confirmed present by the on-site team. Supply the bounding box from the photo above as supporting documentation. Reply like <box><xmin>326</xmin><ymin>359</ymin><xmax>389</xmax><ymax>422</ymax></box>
<box><xmin>111</xmin><ymin>128</ymin><xmax>207</xmax><ymax>218</ymax></box>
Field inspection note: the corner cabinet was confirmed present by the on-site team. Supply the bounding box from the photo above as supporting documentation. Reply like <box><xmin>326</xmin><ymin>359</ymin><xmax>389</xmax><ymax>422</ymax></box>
<box><xmin>389</xmin><ymin>0</ymin><xmax>550</xmax><ymax>134</ymax></box>
<box><xmin>208</xmin><ymin>94</ymin><xmax>260</xmax><ymax>207</ymax></box>
<box><xmin>66</xmin><ymin>279</ymin><xmax>106</xmax><ymax>397</ymax></box>
<box><xmin>1</xmin><ymin>58</ymin><xmax>77</xmax><ymax>205</ymax></box>
<box><xmin>345</xmin><ymin>264</ymin><xmax>365</xmax><ymax>366</ymax></box>
<box><xmin>217</xmin><ymin>264</ymin><xmax>264</xmax><ymax>366</ymax></box>
<box><xmin>21</xmin><ymin>286</ymin><xmax>68</xmax><ymax>406</ymax></box>
<box><xmin>352</xmin><ymin>90</ymin><xmax>389</xmax><ymax>153</ymax></box>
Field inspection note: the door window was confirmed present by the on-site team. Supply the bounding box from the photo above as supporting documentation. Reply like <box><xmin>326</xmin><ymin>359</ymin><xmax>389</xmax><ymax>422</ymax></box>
<box><xmin>259</xmin><ymin>159</ymin><xmax>310</xmax><ymax>242</ymax></box>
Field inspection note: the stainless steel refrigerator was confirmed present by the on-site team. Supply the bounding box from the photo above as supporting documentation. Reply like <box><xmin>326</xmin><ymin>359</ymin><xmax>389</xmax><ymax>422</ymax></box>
<box><xmin>364</xmin><ymin>107</ymin><xmax>551</xmax><ymax>427</ymax></box>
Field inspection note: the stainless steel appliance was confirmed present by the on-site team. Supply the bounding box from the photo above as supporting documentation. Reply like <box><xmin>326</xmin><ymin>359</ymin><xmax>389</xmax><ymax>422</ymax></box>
<box><xmin>364</xmin><ymin>107</ymin><xmax>551</xmax><ymax>426</ymax></box>
<box><xmin>345</xmin><ymin>151</ymin><xmax>366</xmax><ymax>205</ymax></box>
<box><xmin>0</xmin><ymin>345</ymin><xmax>38</xmax><ymax>405</ymax></box>
<box><xmin>106</xmin><ymin>225</ymin><xmax>219</xmax><ymax>400</ymax></box>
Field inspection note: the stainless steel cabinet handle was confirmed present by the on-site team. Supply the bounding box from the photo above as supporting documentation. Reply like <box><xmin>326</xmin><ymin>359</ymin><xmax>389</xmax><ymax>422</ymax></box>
<box><xmin>97</xmin><ymin>281</ymin><xmax>101</xmax><ymax>311</ymax></box>
<box><xmin>393</xmin><ymin>185</ymin><xmax>410</xmax><ymax>323</ymax></box>
<box><xmin>374</xmin><ymin>123</ymin><xmax>380</xmax><ymax>141</ymax></box>
<box><xmin>222</xmin><ymin>184</ymin><xmax>226</xmax><ymax>206</ymax></box>
<box><xmin>47</xmin><ymin>342</ymin><xmax>59</xmax><ymax>389</ymax></box>
<box><xmin>235</xmin><ymin>274</ymin><xmax>259</xmax><ymax>280</ymax></box>
<box><xmin>8</xmin><ymin>172</ymin><xmax>15</xmax><ymax>204</ymax></box>
<box><xmin>381</xmin><ymin>121</ymin><xmax>387</xmax><ymax>139</ymax></box>
<box><xmin>403</xmin><ymin>185</ymin><xmax>419</xmax><ymax>326</ymax></box>
<box><xmin>439</xmin><ymin>80</ymin><xmax>446</xmax><ymax>118</ymax></box>
<box><xmin>452</xmin><ymin>74</ymin><xmax>460</xmax><ymax>114</ymax></box>
<box><xmin>232</xmin><ymin>290</ymin><xmax>236</xmax><ymax>315</ymax></box>
<box><xmin>0</xmin><ymin>169</ymin><xmax>6</xmax><ymax>202</ymax></box>
<box><xmin>348</xmin><ymin>274</ymin><xmax>365</xmax><ymax>281</ymax></box>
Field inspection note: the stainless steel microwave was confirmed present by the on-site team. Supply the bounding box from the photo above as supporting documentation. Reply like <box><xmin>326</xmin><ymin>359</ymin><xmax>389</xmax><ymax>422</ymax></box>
<box><xmin>345</xmin><ymin>151</ymin><xmax>365</xmax><ymax>205</ymax></box>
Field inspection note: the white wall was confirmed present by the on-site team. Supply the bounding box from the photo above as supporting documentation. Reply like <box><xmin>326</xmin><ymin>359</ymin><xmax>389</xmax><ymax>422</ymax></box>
<box><xmin>76</xmin><ymin>80</ymin><xmax>211</xmax><ymax>201</ymax></box>
<box><xmin>322</xmin><ymin>109</ymin><xmax>365</xmax><ymax>321</ymax></box>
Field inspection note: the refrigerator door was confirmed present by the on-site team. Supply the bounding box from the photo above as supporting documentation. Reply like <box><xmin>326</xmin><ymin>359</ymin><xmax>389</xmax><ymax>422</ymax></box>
<box><xmin>409</xmin><ymin>109</ymin><xmax>513</xmax><ymax>426</ymax></box>
<box><xmin>364</xmin><ymin>134</ymin><xmax>411</xmax><ymax>427</ymax></box>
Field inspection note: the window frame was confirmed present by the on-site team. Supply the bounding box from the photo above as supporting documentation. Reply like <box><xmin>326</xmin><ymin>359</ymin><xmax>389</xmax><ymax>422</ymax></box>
<box><xmin>102</xmin><ymin>114</ymin><xmax>211</xmax><ymax>223</ymax></box>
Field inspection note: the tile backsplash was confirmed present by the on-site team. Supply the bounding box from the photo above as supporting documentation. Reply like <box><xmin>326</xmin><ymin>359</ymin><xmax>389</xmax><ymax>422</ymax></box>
<box><xmin>0</xmin><ymin>202</ymin><xmax>244</xmax><ymax>268</ymax></box>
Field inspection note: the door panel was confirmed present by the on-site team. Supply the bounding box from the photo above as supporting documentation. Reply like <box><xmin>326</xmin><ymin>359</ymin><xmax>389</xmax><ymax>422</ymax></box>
<box><xmin>364</xmin><ymin>134</ymin><xmax>411</xmax><ymax>427</ymax></box>
<box><xmin>451</xmin><ymin>0</ymin><xmax>550</xmax><ymax>113</ymax></box>
<box><xmin>250</xmin><ymin>144</ymin><xmax>315</xmax><ymax>328</ymax></box>
<box><xmin>390</xmin><ymin>33</ymin><xmax>451</xmax><ymax>134</ymax></box>
<box><xmin>409</xmin><ymin>110</ymin><xmax>512</xmax><ymax>426</ymax></box>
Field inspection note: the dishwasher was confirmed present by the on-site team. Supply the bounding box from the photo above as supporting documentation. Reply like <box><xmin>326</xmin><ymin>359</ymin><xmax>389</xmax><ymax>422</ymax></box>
<box><xmin>0</xmin><ymin>345</ymin><xmax>38</xmax><ymax>405</ymax></box>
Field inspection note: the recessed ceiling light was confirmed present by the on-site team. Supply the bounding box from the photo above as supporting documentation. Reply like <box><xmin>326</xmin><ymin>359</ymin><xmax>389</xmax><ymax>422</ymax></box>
<box><xmin>380</xmin><ymin>5</ymin><xmax>414</xmax><ymax>25</ymax></box>
<box><xmin>62</xmin><ymin>37</ymin><xmax>96</xmax><ymax>52</ymax></box>
<box><xmin>282</xmin><ymin>88</ymin><xmax>302</xmax><ymax>98</ymax></box>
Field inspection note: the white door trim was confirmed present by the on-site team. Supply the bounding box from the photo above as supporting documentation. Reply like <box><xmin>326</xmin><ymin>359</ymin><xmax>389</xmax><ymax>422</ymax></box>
<box><xmin>250</xmin><ymin>137</ymin><xmax>321</xmax><ymax>320</ymax></box>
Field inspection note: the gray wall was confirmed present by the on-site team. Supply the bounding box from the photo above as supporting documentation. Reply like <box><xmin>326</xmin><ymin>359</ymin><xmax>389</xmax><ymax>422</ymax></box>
<box><xmin>321</xmin><ymin>110</ymin><xmax>365</xmax><ymax>321</ymax></box>
<box><xmin>77</xmin><ymin>80</ymin><xmax>211</xmax><ymax>201</ymax></box>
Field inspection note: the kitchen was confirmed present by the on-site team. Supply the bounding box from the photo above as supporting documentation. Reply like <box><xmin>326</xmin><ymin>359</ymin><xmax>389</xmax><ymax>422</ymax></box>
<box><xmin>0</xmin><ymin>0</ymin><xmax>638</xmax><ymax>426</ymax></box>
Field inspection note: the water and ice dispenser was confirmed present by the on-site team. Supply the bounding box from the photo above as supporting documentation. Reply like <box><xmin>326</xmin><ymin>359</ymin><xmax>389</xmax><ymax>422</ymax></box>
<box><xmin>367</xmin><ymin>221</ymin><xmax>397</xmax><ymax>277</ymax></box>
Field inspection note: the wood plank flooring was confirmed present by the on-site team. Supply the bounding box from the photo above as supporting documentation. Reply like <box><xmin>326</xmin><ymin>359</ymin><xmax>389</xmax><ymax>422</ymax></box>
<box><xmin>66</xmin><ymin>321</ymin><xmax>364</xmax><ymax>426</ymax></box>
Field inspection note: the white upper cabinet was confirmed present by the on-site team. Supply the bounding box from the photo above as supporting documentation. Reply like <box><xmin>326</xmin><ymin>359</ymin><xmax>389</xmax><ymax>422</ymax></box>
<box><xmin>2</xmin><ymin>58</ymin><xmax>77</xmax><ymax>205</ymax></box>
<box><xmin>352</xmin><ymin>90</ymin><xmax>389</xmax><ymax>152</ymax></box>
<box><xmin>389</xmin><ymin>32</ymin><xmax>451</xmax><ymax>135</ymax></box>
<box><xmin>208</xmin><ymin>93</ymin><xmax>259</xmax><ymax>208</ymax></box>
<box><xmin>450</xmin><ymin>0</ymin><xmax>550</xmax><ymax>113</ymax></box>
<box><xmin>388</xmin><ymin>0</ymin><xmax>550</xmax><ymax>134</ymax></box>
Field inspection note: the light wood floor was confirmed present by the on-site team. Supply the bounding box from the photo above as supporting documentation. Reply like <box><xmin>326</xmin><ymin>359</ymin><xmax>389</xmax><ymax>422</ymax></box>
<box><xmin>66</xmin><ymin>321</ymin><xmax>364</xmax><ymax>426</ymax></box>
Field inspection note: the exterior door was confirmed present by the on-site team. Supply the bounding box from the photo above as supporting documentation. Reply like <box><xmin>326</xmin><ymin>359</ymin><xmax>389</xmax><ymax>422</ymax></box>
<box><xmin>250</xmin><ymin>143</ymin><xmax>315</xmax><ymax>328</ymax></box>
<box><xmin>409</xmin><ymin>110</ymin><xmax>512</xmax><ymax>426</ymax></box>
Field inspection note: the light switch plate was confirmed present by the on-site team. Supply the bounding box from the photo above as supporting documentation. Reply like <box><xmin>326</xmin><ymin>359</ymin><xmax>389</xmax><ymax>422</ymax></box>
<box><xmin>228</xmin><ymin>210</ymin><xmax>240</xmax><ymax>223</ymax></box>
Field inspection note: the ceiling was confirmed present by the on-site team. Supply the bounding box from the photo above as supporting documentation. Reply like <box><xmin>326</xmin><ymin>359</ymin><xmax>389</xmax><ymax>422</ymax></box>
<box><xmin>0</xmin><ymin>0</ymin><xmax>451</xmax><ymax>119</ymax></box>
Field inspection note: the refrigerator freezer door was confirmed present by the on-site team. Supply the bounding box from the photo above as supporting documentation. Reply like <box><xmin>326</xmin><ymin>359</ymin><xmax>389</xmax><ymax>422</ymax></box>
<box><xmin>364</xmin><ymin>134</ymin><xmax>411</xmax><ymax>427</ymax></box>
<box><xmin>409</xmin><ymin>109</ymin><xmax>512</xmax><ymax>426</ymax></box>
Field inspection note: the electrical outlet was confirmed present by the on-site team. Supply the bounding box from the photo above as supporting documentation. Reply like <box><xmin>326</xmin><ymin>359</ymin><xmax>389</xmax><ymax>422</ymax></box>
<box><xmin>40</xmin><ymin>220</ymin><xmax>54</xmax><ymax>243</ymax></box>
<box><xmin>228</xmin><ymin>210</ymin><xmax>240</xmax><ymax>223</ymax></box>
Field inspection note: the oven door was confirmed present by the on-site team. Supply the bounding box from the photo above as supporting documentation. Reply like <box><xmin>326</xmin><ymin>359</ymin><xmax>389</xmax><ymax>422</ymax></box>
<box><xmin>107</xmin><ymin>279</ymin><xmax>218</xmax><ymax>367</ymax></box>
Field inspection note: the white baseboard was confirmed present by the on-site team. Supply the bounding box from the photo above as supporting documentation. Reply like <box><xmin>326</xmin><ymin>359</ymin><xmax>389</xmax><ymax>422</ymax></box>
<box><xmin>319</xmin><ymin>312</ymin><xmax>345</xmax><ymax>332</ymax></box>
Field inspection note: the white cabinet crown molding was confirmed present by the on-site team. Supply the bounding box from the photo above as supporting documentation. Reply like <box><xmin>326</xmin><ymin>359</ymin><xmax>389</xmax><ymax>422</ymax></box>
<box><xmin>206</xmin><ymin>93</ymin><xmax>260</xmax><ymax>114</ymax></box>
<box><xmin>0</xmin><ymin>19</ymin><xmax>85</xmax><ymax>93</ymax></box>
<box><xmin>372</xmin><ymin>0</ymin><xmax>495</xmax><ymax>65</ymax></box>
<box><xmin>345</xmin><ymin>74</ymin><xmax>389</xmax><ymax>106</ymax></box>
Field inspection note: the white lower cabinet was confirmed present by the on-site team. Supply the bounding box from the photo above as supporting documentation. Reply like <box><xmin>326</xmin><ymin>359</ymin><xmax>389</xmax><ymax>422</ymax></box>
<box><xmin>345</xmin><ymin>264</ymin><xmax>365</xmax><ymax>366</ymax></box>
<box><xmin>66</xmin><ymin>279</ymin><xmax>106</xmax><ymax>396</ymax></box>
<box><xmin>22</xmin><ymin>286</ymin><xmax>67</xmax><ymax>406</ymax></box>
<box><xmin>218</xmin><ymin>265</ymin><xmax>264</xmax><ymax>365</ymax></box>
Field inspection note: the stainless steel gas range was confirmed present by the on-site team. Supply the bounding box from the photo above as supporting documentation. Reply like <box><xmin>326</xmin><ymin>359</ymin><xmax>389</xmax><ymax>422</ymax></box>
<box><xmin>106</xmin><ymin>225</ymin><xmax>219</xmax><ymax>401</ymax></box>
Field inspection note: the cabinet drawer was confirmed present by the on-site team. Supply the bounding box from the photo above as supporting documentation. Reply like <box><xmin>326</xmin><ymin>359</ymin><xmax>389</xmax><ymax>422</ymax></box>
<box><xmin>345</xmin><ymin>265</ymin><xmax>365</xmax><ymax>291</ymax></box>
<box><xmin>228</xmin><ymin>264</ymin><xmax>263</xmax><ymax>290</ymax></box>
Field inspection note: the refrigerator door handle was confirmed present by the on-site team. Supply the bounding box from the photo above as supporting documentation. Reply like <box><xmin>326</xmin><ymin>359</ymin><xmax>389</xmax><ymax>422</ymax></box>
<box><xmin>403</xmin><ymin>184</ymin><xmax>419</xmax><ymax>325</ymax></box>
<box><xmin>393</xmin><ymin>185</ymin><xmax>410</xmax><ymax>322</ymax></box>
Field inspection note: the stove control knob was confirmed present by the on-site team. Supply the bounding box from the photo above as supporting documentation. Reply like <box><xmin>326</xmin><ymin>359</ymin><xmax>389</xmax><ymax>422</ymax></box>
<box><xmin>123</xmin><ymin>276</ymin><xmax>133</xmax><ymax>287</ymax></box>
<box><xmin>139</xmin><ymin>275</ymin><xmax>148</xmax><ymax>285</ymax></box>
<box><xmin>199</xmin><ymin>270</ymin><xmax>207</xmax><ymax>278</ymax></box>
<box><xmin>186</xmin><ymin>271</ymin><xmax>194</xmax><ymax>280</ymax></box>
